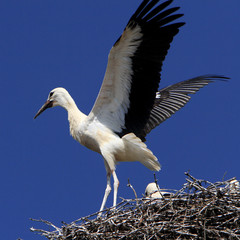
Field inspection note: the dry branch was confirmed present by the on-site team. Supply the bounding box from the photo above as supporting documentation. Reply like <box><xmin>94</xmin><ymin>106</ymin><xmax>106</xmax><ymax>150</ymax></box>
<box><xmin>31</xmin><ymin>173</ymin><xmax>240</xmax><ymax>239</ymax></box>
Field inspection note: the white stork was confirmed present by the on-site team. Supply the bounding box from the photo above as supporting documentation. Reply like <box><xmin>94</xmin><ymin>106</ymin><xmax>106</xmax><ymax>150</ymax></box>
<box><xmin>34</xmin><ymin>0</ymin><xmax>228</xmax><ymax>215</ymax></box>
<box><xmin>145</xmin><ymin>182</ymin><xmax>170</xmax><ymax>199</ymax></box>
<box><xmin>228</xmin><ymin>179</ymin><xmax>240</xmax><ymax>193</ymax></box>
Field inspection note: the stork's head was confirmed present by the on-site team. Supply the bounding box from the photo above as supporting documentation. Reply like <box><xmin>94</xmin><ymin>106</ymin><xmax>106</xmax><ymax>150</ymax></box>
<box><xmin>145</xmin><ymin>183</ymin><xmax>161</xmax><ymax>198</ymax></box>
<box><xmin>145</xmin><ymin>182</ymin><xmax>171</xmax><ymax>199</ymax></box>
<box><xmin>34</xmin><ymin>87</ymin><xmax>73</xmax><ymax>119</ymax></box>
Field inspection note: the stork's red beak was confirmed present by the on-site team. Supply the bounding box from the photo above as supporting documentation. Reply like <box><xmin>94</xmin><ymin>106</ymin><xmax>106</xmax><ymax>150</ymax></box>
<box><xmin>34</xmin><ymin>100</ymin><xmax>53</xmax><ymax>119</ymax></box>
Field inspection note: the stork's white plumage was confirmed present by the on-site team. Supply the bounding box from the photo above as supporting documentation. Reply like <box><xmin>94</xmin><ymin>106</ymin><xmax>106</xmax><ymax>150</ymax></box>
<box><xmin>145</xmin><ymin>182</ymin><xmax>170</xmax><ymax>199</ymax></box>
<box><xmin>228</xmin><ymin>179</ymin><xmax>240</xmax><ymax>193</ymax></box>
<box><xmin>34</xmin><ymin>0</ymin><xmax>228</xmax><ymax>215</ymax></box>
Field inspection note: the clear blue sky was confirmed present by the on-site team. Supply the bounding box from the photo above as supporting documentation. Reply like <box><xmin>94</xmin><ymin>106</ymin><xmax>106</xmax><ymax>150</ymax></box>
<box><xmin>0</xmin><ymin>0</ymin><xmax>239</xmax><ymax>239</ymax></box>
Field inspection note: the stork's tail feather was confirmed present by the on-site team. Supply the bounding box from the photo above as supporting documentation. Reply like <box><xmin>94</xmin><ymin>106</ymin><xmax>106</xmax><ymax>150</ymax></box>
<box><xmin>122</xmin><ymin>133</ymin><xmax>161</xmax><ymax>171</ymax></box>
<box><xmin>140</xmin><ymin>154</ymin><xmax>161</xmax><ymax>171</ymax></box>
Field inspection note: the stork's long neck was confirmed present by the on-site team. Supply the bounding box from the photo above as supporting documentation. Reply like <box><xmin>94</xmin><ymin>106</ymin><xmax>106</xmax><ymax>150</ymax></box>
<box><xmin>64</xmin><ymin>98</ymin><xmax>87</xmax><ymax>141</ymax></box>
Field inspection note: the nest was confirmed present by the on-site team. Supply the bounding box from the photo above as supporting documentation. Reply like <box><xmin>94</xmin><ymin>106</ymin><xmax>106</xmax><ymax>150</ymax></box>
<box><xmin>31</xmin><ymin>173</ymin><xmax>240</xmax><ymax>240</ymax></box>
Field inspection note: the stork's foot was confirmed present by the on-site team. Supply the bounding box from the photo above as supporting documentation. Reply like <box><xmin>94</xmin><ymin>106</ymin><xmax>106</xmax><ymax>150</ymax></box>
<box><xmin>97</xmin><ymin>211</ymin><xmax>103</xmax><ymax>218</ymax></box>
<box><xmin>97</xmin><ymin>205</ymin><xmax>117</xmax><ymax>219</ymax></box>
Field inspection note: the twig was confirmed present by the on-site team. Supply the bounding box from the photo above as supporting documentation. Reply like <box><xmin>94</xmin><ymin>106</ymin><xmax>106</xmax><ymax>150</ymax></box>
<box><xmin>127</xmin><ymin>178</ymin><xmax>138</xmax><ymax>204</ymax></box>
<box><xmin>30</xmin><ymin>174</ymin><xmax>240</xmax><ymax>240</ymax></box>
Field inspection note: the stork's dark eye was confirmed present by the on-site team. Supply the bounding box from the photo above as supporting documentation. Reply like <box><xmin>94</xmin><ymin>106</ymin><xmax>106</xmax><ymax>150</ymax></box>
<box><xmin>49</xmin><ymin>92</ymin><xmax>54</xmax><ymax>97</ymax></box>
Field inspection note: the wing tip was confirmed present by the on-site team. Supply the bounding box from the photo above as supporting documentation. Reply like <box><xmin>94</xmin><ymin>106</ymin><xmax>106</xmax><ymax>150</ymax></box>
<box><xmin>193</xmin><ymin>74</ymin><xmax>230</xmax><ymax>82</ymax></box>
<box><xmin>129</xmin><ymin>0</ymin><xmax>184</xmax><ymax>26</ymax></box>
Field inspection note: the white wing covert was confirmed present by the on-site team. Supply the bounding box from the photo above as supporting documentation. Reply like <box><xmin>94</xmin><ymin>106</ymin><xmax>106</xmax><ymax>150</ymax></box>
<box><xmin>89</xmin><ymin>0</ymin><xmax>185</xmax><ymax>136</ymax></box>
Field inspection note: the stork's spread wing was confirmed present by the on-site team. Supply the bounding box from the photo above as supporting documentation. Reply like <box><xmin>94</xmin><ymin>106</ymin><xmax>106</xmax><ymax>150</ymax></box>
<box><xmin>89</xmin><ymin>0</ymin><xmax>184</xmax><ymax>136</ymax></box>
<box><xmin>138</xmin><ymin>75</ymin><xmax>228</xmax><ymax>141</ymax></box>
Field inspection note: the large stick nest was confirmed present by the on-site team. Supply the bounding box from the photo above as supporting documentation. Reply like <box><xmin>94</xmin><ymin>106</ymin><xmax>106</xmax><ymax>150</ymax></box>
<box><xmin>31</xmin><ymin>173</ymin><xmax>240</xmax><ymax>239</ymax></box>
